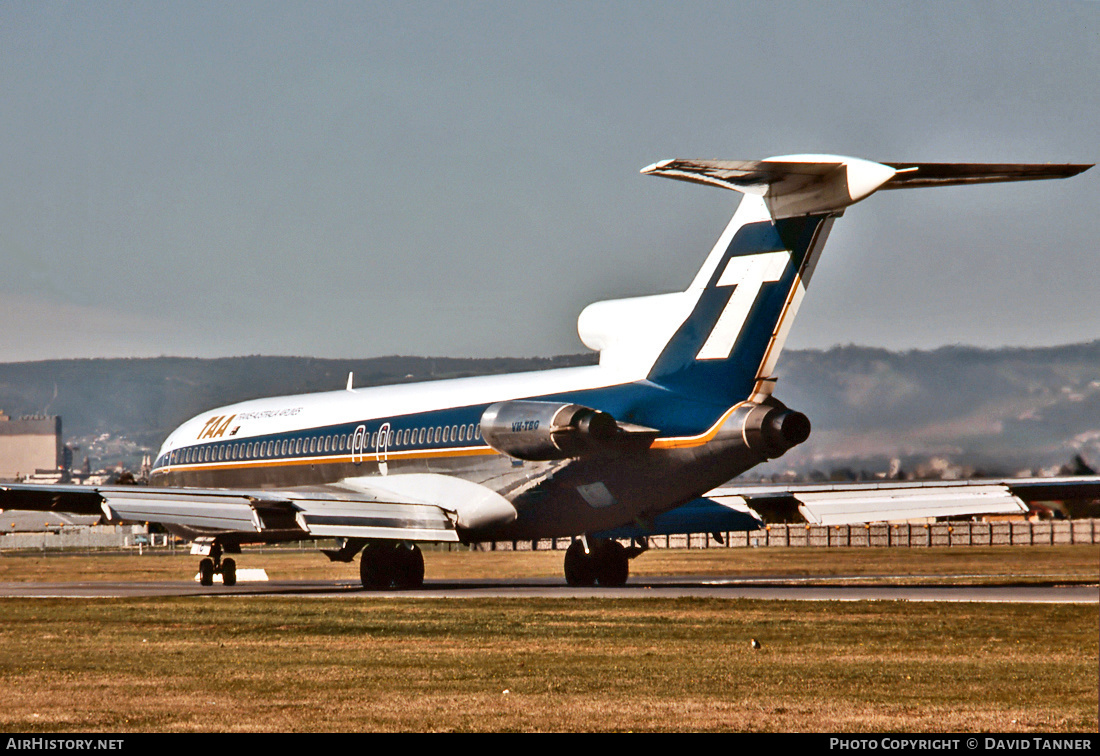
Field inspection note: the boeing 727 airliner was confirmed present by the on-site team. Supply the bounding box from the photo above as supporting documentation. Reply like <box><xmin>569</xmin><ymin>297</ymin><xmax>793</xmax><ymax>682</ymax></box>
<box><xmin>3</xmin><ymin>155</ymin><xmax>1095</xmax><ymax>588</ymax></box>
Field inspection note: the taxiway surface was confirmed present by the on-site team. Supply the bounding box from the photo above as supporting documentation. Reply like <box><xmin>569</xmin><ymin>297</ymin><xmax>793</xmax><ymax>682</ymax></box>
<box><xmin>1</xmin><ymin>575</ymin><xmax>1096</xmax><ymax>602</ymax></box>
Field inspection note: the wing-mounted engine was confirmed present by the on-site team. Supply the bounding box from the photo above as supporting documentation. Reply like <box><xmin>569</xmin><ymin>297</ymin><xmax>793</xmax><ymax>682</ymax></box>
<box><xmin>480</xmin><ymin>400</ymin><xmax>654</xmax><ymax>461</ymax></box>
<box><xmin>729</xmin><ymin>398</ymin><xmax>811</xmax><ymax>459</ymax></box>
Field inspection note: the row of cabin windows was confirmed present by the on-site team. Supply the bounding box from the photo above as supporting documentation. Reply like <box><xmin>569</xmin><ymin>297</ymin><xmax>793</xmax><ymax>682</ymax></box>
<box><xmin>173</xmin><ymin>422</ymin><xmax>482</xmax><ymax>465</ymax></box>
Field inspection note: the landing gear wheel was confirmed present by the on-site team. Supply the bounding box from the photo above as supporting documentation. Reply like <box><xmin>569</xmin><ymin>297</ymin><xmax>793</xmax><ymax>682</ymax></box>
<box><xmin>394</xmin><ymin>544</ymin><xmax>425</xmax><ymax>589</ymax></box>
<box><xmin>564</xmin><ymin>540</ymin><xmax>596</xmax><ymax>587</ymax></box>
<box><xmin>359</xmin><ymin>543</ymin><xmax>393</xmax><ymax>590</ymax></box>
<box><xmin>594</xmin><ymin>540</ymin><xmax>629</xmax><ymax>587</ymax></box>
<box><xmin>221</xmin><ymin>557</ymin><xmax>237</xmax><ymax>587</ymax></box>
<box><xmin>198</xmin><ymin>558</ymin><xmax>215</xmax><ymax>587</ymax></box>
<box><xmin>564</xmin><ymin>539</ymin><xmax>630</xmax><ymax>587</ymax></box>
<box><xmin>359</xmin><ymin>543</ymin><xmax>424</xmax><ymax>590</ymax></box>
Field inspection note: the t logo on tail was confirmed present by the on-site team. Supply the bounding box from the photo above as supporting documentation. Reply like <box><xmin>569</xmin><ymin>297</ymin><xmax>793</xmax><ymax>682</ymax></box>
<box><xmin>696</xmin><ymin>250</ymin><xmax>791</xmax><ymax>361</ymax></box>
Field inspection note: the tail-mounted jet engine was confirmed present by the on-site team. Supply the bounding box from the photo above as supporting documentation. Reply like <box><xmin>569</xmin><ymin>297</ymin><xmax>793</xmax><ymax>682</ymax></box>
<box><xmin>731</xmin><ymin>399</ymin><xmax>811</xmax><ymax>459</ymax></box>
<box><xmin>480</xmin><ymin>400</ymin><xmax>621</xmax><ymax>461</ymax></box>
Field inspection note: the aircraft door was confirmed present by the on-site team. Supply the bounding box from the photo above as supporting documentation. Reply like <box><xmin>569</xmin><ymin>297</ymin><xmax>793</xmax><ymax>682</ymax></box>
<box><xmin>375</xmin><ymin>422</ymin><xmax>391</xmax><ymax>476</ymax></box>
<box><xmin>352</xmin><ymin>424</ymin><xmax>367</xmax><ymax>466</ymax></box>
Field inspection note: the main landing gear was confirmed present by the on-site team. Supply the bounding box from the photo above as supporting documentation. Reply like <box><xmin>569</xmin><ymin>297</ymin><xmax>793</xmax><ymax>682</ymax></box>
<box><xmin>564</xmin><ymin>538</ymin><xmax>638</xmax><ymax>587</ymax></box>
<box><xmin>196</xmin><ymin>541</ymin><xmax>237</xmax><ymax>587</ymax></box>
<box><xmin>360</xmin><ymin>542</ymin><xmax>425</xmax><ymax>590</ymax></box>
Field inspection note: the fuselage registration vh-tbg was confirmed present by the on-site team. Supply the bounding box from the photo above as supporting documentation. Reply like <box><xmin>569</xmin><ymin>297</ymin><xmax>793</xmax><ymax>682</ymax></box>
<box><xmin>2</xmin><ymin>155</ymin><xmax>1094</xmax><ymax>589</ymax></box>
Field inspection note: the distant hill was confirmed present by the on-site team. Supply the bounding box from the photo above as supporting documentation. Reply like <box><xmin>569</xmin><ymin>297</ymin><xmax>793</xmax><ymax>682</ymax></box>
<box><xmin>1</xmin><ymin>343</ymin><xmax>1097</xmax><ymax>475</ymax></box>
<box><xmin>765</xmin><ymin>341</ymin><xmax>1100</xmax><ymax>476</ymax></box>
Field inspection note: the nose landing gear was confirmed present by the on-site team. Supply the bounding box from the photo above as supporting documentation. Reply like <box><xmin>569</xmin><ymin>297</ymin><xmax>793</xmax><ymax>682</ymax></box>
<box><xmin>195</xmin><ymin>540</ymin><xmax>238</xmax><ymax>587</ymax></box>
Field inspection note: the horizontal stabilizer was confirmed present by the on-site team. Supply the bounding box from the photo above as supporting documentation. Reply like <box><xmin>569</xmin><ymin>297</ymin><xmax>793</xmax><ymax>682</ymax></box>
<box><xmin>880</xmin><ymin>162</ymin><xmax>1092</xmax><ymax>189</ymax></box>
<box><xmin>643</xmin><ymin>155</ymin><xmax>1092</xmax><ymax>218</ymax></box>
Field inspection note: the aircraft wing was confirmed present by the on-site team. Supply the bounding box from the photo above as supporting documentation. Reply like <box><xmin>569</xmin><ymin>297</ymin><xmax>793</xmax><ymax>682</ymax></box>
<box><xmin>729</xmin><ymin>476</ymin><xmax>1100</xmax><ymax>525</ymax></box>
<box><xmin>0</xmin><ymin>475</ymin><xmax>518</xmax><ymax>544</ymax></box>
<box><xmin>596</xmin><ymin>476</ymin><xmax>1100</xmax><ymax>539</ymax></box>
<box><xmin>710</xmin><ymin>480</ymin><xmax>1030</xmax><ymax>526</ymax></box>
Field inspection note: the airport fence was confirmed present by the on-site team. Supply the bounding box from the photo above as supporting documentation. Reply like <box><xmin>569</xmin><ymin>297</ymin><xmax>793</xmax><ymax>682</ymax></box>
<box><xmin>484</xmin><ymin>518</ymin><xmax>1100</xmax><ymax>551</ymax></box>
<box><xmin>0</xmin><ymin>526</ymin><xmax>171</xmax><ymax>553</ymax></box>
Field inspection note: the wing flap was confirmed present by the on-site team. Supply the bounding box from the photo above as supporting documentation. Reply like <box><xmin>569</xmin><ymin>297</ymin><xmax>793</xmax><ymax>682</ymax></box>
<box><xmin>335</xmin><ymin>474</ymin><xmax>516</xmax><ymax>534</ymax></box>
<box><xmin>101</xmin><ymin>491</ymin><xmax>264</xmax><ymax>532</ymax></box>
<box><xmin>713</xmin><ymin>481</ymin><xmax>1030</xmax><ymax>525</ymax></box>
<box><xmin>4</xmin><ymin>481</ymin><xmax>459</xmax><ymax>541</ymax></box>
<box><xmin>0</xmin><ymin>483</ymin><xmax>105</xmax><ymax>516</ymax></box>
<box><xmin>289</xmin><ymin>499</ymin><xmax>459</xmax><ymax>542</ymax></box>
<box><xmin>2</xmin><ymin>476</ymin><xmax>491</xmax><ymax>543</ymax></box>
<box><xmin>789</xmin><ymin>485</ymin><xmax>1027</xmax><ymax>526</ymax></box>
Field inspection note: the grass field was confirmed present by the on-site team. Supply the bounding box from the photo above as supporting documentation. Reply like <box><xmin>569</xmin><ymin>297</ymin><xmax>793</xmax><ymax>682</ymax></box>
<box><xmin>0</xmin><ymin>545</ymin><xmax>1096</xmax><ymax>733</ymax></box>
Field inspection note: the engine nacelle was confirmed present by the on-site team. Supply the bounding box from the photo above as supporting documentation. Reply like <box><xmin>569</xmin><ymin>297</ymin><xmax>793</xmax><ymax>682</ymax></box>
<box><xmin>734</xmin><ymin>400</ymin><xmax>811</xmax><ymax>459</ymax></box>
<box><xmin>480</xmin><ymin>401</ymin><xmax>619</xmax><ymax>461</ymax></box>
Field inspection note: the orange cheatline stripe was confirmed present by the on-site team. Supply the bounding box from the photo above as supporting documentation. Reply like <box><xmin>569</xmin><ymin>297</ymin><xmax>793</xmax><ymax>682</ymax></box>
<box><xmin>648</xmin><ymin>403</ymin><xmax>745</xmax><ymax>450</ymax></box>
<box><xmin>158</xmin><ymin>445</ymin><xmax>499</xmax><ymax>473</ymax></box>
<box><xmin>756</xmin><ymin>272</ymin><xmax>803</xmax><ymax>384</ymax></box>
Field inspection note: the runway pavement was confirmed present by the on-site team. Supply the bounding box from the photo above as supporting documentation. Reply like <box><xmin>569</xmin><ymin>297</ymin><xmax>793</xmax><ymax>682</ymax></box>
<box><xmin>1</xmin><ymin>574</ymin><xmax>1096</xmax><ymax>602</ymax></box>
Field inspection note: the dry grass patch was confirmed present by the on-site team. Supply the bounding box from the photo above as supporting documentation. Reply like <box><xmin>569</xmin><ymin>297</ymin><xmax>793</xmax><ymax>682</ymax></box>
<box><xmin>0</xmin><ymin>598</ymin><xmax>1095</xmax><ymax>732</ymax></box>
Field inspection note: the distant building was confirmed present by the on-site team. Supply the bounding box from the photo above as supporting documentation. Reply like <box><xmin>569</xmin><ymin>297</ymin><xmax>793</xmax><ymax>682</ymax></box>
<box><xmin>0</xmin><ymin>411</ymin><xmax>62</xmax><ymax>481</ymax></box>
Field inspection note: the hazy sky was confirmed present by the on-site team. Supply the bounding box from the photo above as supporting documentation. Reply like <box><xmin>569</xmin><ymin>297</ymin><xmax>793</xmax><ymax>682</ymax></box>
<box><xmin>2</xmin><ymin>1</ymin><xmax>1097</xmax><ymax>363</ymax></box>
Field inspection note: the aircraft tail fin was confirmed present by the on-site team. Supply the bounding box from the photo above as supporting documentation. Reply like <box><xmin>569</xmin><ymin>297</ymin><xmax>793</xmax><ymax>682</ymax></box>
<box><xmin>581</xmin><ymin>155</ymin><xmax>1090</xmax><ymax>406</ymax></box>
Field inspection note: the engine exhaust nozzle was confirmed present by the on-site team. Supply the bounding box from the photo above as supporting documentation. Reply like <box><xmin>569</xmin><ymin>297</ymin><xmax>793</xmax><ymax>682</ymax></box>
<box><xmin>739</xmin><ymin>402</ymin><xmax>812</xmax><ymax>459</ymax></box>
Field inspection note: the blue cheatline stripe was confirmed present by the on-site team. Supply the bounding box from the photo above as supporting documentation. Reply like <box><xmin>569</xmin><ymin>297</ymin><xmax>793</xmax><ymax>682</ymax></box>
<box><xmin>647</xmin><ymin>214</ymin><xmax>828</xmax><ymax>405</ymax></box>
<box><xmin>155</xmin><ymin>410</ymin><xmax>486</xmax><ymax>470</ymax></box>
